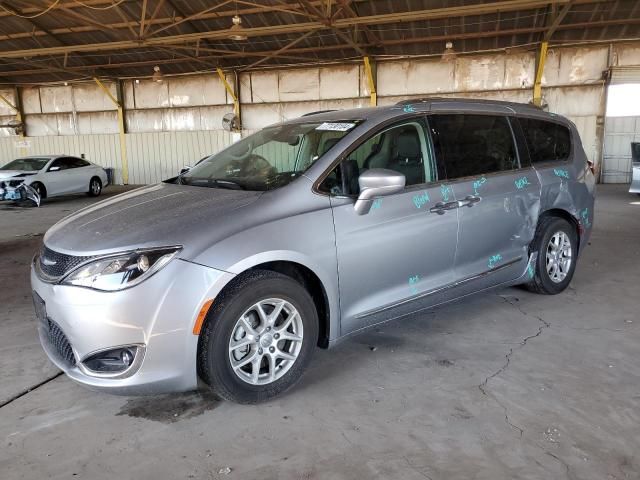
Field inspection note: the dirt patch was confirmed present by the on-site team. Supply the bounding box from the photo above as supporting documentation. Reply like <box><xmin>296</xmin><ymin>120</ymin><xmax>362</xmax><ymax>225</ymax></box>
<box><xmin>116</xmin><ymin>390</ymin><xmax>220</xmax><ymax>423</ymax></box>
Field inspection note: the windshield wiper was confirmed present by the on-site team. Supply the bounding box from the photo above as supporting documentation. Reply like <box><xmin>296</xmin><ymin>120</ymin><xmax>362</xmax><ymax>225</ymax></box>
<box><xmin>183</xmin><ymin>178</ymin><xmax>245</xmax><ymax>190</ymax></box>
<box><xmin>211</xmin><ymin>179</ymin><xmax>245</xmax><ymax>190</ymax></box>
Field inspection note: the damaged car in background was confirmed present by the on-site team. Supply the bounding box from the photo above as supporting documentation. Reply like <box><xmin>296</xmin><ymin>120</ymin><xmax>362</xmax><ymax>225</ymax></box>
<box><xmin>0</xmin><ymin>155</ymin><xmax>108</xmax><ymax>206</ymax></box>
<box><xmin>32</xmin><ymin>98</ymin><xmax>595</xmax><ymax>404</ymax></box>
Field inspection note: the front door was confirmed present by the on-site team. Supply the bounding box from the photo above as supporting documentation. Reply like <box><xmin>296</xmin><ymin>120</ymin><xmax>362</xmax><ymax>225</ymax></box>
<box><xmin>429</xmin><ymin>113</ymin><xmax>541</xmax><ymax>291</ymax></box>
<box><xmin>321</xmin><ymin>118</ymin><xmax>459</xmax><ymax>335</ymax></box>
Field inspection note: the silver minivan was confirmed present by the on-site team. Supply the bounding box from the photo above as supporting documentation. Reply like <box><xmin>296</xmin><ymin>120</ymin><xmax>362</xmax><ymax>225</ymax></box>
<box><xmin>31</xmin><ymin>99</ymin><xmax>596</xmax><ymax>403</ymax></box>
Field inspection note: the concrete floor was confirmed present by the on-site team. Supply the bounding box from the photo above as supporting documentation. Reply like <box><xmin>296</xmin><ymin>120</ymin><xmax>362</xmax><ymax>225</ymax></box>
<box><xmin>1</xmin><ymin>185</ymin><xmax>638</xmax><ymax>480</ymax></box>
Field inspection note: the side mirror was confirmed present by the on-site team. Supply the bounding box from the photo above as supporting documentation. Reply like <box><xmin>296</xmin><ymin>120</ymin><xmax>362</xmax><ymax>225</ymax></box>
<box><xmin>180</xmin><ymin>165</ymin><xmax>192</xmax><ymax>175</ymax></box>
<box><xmin>354</xmin><ymin>168</ymin><xmax>405</xmax><ymax>215</ymax></box>
<box><xmin>48</xmin><ymin>166</ymin><xmax>60</xmax><ymax>172</ymax></box>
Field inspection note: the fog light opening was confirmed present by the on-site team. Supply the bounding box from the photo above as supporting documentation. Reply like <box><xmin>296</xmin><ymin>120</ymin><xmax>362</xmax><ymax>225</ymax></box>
<box><xmin>82</xmin><ymin>346</ymin><xmax>140</xmax><ymax>375</ymax></box>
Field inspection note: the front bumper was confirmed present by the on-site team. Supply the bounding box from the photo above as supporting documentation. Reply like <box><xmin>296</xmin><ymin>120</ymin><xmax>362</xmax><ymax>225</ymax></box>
<box><xmin>31</xmin><ymin>257</ymin><xmax>234</xmax><ymax>395</ymax></box>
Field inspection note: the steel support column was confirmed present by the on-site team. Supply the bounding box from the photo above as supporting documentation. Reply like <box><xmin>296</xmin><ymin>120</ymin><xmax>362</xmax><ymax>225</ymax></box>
<box><xmin>533</xmin><ymin>41</ymin><xmax>549</xmax><ymax>107</ymax></box>
<box><xmin>94</xmin><ymin>77</ymin><xmax>129</xmax><ymax>184</ymax></box>
<box><xmin>217</xmin><ymin>67</ymin><xmax>241</xmax><ymax>130</ymax></box>
<box><xmin>363</xmin><ymin>56</ymin><xmax>377</xmax><ymax>106</ymax></box>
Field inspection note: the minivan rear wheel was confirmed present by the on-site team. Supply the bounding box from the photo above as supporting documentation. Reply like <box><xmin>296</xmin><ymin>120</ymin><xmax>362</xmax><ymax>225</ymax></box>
<box><xmin>525</xmin><ymin>216</ymin><xmax>577</xmax><ymax>295</ymax></box>
<box><xmin>198</xmin><ymin>270</ymin><xmax>318</xmax><ymax>403</ymax></box>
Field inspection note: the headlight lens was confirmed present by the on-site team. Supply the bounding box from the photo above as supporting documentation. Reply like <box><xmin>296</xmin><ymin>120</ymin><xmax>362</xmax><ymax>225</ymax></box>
<box><xmin>62</xmin><ymin>247</ymin><xmax>181</xmax><ymax>291</ymax></box>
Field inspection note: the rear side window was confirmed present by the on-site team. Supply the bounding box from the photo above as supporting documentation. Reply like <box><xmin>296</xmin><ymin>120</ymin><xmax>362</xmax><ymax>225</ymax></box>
<box><xmin>518</xmin><ymin>118</ymin><xmax>571</xmax><ymax>163</ymax></box>
<box><xmin>429</xmin><ymin>114</ymin><xmax>518</xmax><ymax>179</ymax></box>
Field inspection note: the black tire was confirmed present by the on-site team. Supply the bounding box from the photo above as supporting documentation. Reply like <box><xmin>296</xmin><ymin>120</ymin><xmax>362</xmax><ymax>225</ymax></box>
<box><xmin>30</xmin><ymin>182</ymin><xmax>46</xmax><ymax>199</ymax></box>
<box><xmin>88</xmin><ymin>177</ymin><xmax>102</xmax><ymax>197</ymax></box>
<box><xmin>524</xmin><ymin>216</ymin><xmax>578</xmax><ymax>294</ymax></box>
<box><xmin>198</xmin><ymin>270</ymin><xmax>318</xmax><ymax>404</ymax></box>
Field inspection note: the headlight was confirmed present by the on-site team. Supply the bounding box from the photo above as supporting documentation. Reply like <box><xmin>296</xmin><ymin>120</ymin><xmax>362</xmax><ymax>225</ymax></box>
<box><xmin>62</xmin><ymin>246</ymin><xmax>181</xmax><ymax>291</ymax></box>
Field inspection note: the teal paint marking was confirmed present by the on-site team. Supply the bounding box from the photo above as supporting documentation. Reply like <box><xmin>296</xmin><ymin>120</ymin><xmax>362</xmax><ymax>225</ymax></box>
<box><xmin>409</xmin><ymin>275</ymin><xmax>420</xmax><ymax>295</ymax></box>
<box><xmin>412</xmin><ymin>191</ymin><xmax>430</xmax><ymax>209</ymax></box>
<box><xmin>440</xmin><ymin>184</ymin><xmax>452</xmax><ymax>202</ymax></box>
<box><xmin>371</xmin><ymin>198</ymin><xmax>383</xmax><ymax>211</ymax></box>
<box><xmin>580</xmin><ymin>207</ymin><xmax>591</xmax><ymax>228</ymax></box>
<box><xmin>403</xmin><ymin>104</ymin><xmax>416</xmax><ymax>113</ymax></box>
<box><xmin>488</xmin><ymin>253</ymin><xmax>503</xmax><ymax>269</ymax></box>
<box><xmin>514</xmin><ymin>176</ymin><xmax>531</xmax><ymax>190</ymax></box>
<box><xmin>473</xmin><ymin>176</ymin><xmax>487</xmax><ymax>195</ymax></box>
<box><xmin>554</xmin><ymin>168</ymin><xmax>570</xmax><ymax>179</ymax></box>
<box><xmin>527</xmin><ymin>263</ymin><xmax>535</xmax><ymax>279</ymax></box>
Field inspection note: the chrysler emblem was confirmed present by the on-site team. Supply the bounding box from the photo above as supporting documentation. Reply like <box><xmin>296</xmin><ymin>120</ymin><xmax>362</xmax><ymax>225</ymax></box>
<box><xmin>42</xmin><ymin>256</ymin><xmax>57</xmax><ymax>266</ymax></box>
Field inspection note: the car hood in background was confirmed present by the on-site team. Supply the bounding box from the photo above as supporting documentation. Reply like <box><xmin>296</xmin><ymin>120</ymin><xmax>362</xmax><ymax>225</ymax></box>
<box><xmin>0</xmin><ymin>170</ymin><xmax>37</xmax><ymax>180</ymax></box>
<box><xmin>44</xmin><ymin>183</ymin><xmax>263</xmax><ymax>257</ymax></box>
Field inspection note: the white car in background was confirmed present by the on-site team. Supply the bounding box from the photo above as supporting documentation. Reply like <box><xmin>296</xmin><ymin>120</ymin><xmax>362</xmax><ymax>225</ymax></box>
<box><xmin>0</xmin><ymin>155</ymin><xmax>108</xmax><ymax>202</ymax></box>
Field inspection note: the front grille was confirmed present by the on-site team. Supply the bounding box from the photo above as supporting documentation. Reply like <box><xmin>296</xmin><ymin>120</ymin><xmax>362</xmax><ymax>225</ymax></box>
<box><xmin>46</xmin><ymin>320</ymin><xmax>76</xmax><ymax>367</ymax></box>
<box><xmin>38</xmin><ymin>246</ymin><xmax>94</xmax><ymax>280</ymax></box>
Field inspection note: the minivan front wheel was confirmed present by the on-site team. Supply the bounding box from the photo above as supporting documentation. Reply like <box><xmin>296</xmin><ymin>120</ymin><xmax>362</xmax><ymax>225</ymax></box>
<box><xmin>198</xmin><ymin>270</ymin><xmax>318</xmax><ymax>403</ymax></box>
<box><xmin>525</xmin><ymin>216</ymin><xmax>577</xmax><ymax>294</ymax></box>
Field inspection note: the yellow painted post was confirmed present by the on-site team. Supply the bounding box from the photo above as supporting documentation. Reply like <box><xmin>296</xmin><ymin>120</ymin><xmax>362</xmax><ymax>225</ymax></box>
<box><xmin>363</xmin><ymin>56</ymin><xmax>377</xmax><ymax>107</ymax></box>
<box><xmin>533</xmin><ymin>41</ymin><xmax>548</xmax><ymax>108</ymax></box>
<box><xmin>94</xmin><ymin>77</ymin><xmax>129</xmax><ymax>184</ymax></box>
<box><xmin>216</xmin><ymin>67</ymin><xmax>240</xmax><ymax>128</ymax></box>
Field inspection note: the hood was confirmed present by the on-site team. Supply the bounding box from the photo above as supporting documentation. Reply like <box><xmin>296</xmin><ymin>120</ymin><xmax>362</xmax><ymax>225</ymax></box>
<box><xmin>0</xmin><ymin>170</ymin><xmax>37</xmax><ymax>180</ymax></box>
<box><xmin>44</xmin><ymin>183</ymin><xmax>263</xmax><ymax>257</ymax></box>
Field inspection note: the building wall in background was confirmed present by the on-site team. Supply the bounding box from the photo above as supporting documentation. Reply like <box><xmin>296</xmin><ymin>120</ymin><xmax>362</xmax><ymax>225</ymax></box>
<box><xmin>1</xmin><ymin>42</ymin><xmax>639</xmax><ymax>184</ymax></box>
<box><xmin>603</xmin><ymin>116</ymin><xmax>640</xmax><ymax>184</ymax></box>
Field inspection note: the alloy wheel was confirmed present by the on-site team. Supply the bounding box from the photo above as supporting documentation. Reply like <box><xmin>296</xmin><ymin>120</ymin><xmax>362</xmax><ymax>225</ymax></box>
<box><xmin>546</xmin><ymin>231</ymin><xmax>572</xmax><ymax>283</ymax></box>
<box><xmin>228</xmin><ymin>298</ymin><xmax>304</xmax><ymax>385</ymax></box>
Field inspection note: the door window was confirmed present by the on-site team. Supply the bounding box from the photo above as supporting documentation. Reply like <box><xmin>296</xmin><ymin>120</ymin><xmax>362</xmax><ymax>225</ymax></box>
<box><xmin>430</xmin><ymin>114</ymin><xmax>519</xmax><ymax>180</ymax></box>
<box><xmin>518</xmin><ymin>118</ymin><xmax>571</xmax><ymax>164</ymax></box>
<box><xmin>48</xmin><ymin>158</ymin><xmax>69</xmax><ymax>171</ymax></box>
<box><xmin>319</xmin><ymin>120</ymin><xmax>435</xmax><ymax>196</ymax></box>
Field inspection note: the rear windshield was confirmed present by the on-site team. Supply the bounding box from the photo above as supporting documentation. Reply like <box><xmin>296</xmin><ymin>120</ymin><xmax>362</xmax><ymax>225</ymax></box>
<box><xmin>1</xmin><ymin>157</ymin><xmax>49</xmax><ymax>171</ymax></box>
<box><xmin>179</xmin><ymin>121</ymin><xmax>359</xmax><ymax>191</ymax></box>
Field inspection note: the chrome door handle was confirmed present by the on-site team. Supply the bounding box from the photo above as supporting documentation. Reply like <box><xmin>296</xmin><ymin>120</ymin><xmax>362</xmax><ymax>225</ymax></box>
<box><xmin>459</xmin><ymin>195</ymin><xmax>481</xmax><ymax>207</ymax></box>
<box><xmin>429</xmin><ymin>201</ymin><xmax>459</xmax><ymax>215</ymax></box>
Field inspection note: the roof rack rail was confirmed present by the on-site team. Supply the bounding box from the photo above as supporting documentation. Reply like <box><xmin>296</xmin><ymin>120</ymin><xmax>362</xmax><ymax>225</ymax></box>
<box><xmin>395</xmin><ymin>98</ymin><xmax>443</xmax><ymax>106</ymax></box>
<box><xmin>302</xmin><ymin>109</ymin><xmax>338</xmax><ymax>116</ymax></box>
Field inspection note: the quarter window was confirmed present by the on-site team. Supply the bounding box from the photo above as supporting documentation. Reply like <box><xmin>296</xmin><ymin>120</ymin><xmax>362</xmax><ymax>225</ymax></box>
<box><xmin>518</xmin><ymin>118</ymin><xmax>571</xmax><ymax>163</ymax></box>
<box><xmin>430</xmin><ymin>114</ymin><xmax>519</xmax><ymax>179</ymax></box>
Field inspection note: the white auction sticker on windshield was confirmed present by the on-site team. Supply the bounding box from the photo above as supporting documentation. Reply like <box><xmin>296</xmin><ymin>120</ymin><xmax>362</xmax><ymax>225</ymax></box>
<box><xmin>316</xmin><ymin>122</ymin><xmax>356</xmax><ymax>132</ymax></box>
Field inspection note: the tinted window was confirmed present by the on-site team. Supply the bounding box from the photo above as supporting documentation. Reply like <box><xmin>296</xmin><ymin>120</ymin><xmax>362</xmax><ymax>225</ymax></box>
<box><xmin>519</xmin><ymin>118</ymin><xmax>571</xmax><ymax>163</ymax></box>
<box><xmin>70</xmin><ymin>157</ymin><xmax>90</xmax><ymax>167</ymax></box>
<box><xmin>632</xmin><ymin>142</ymin><xmax>640</xmax><ymax>163</ymax></box>
<box><xmin>48</xmin><ymin>159</ymin><xmax>66</xmax><ymax>171</ymax></box>
<box><xmin>430</xmin><ymin>114</ymin><xmax>518</xmax><ymax>179</ymax></box>
<box><xmin>319</xmin><ymin>120</ymin><xmax>434</xmax><ymax>196</ymax></box>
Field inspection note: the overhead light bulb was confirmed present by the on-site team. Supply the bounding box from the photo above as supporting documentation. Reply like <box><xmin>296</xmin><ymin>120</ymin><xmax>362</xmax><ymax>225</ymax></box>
<box><xmin>152</xmin><ymin>65</ymin><xmax>163</xmax><ymax>83</ymax></box>
<box><xmin>229</xmin><ymin>14</ymin><xmax>247</xmax><ymax>41</ymax></box>
<box><xmin>441</xmin><ymin>41</ymin><xmax>457</xmax><ymax>63</ymax></box>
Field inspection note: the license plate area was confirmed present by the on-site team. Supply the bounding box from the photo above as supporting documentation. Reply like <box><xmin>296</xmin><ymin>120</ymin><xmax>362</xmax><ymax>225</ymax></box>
<box><xmin>32</xmin><ymin>291</ymin><xmax>48</xmax><ymax>331</ymax></box>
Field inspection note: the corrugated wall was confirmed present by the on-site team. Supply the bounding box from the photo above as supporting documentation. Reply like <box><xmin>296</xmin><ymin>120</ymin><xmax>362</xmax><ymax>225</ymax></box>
<box><xmin>126</xmin><ymin>130</ymin><xmax>234</xmax><ymax>184</ymax></box>
<box><xmin>603</xmin><ymin>116</ymin><xmax>640</xmax><ymax>184</ymax></box>
<box><xmin>1</xmin><ymin>42</ymin><xmax>639</xmax><ymax>185</ymax></box>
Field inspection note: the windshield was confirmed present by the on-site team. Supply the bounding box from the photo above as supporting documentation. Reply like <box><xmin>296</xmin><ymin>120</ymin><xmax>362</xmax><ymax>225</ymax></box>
<box><xmin>1</xmin><ymin>157</ymin><xmax>49</xmax><ymax>171</ymax></box>
<box><xmin>180</xmin><ymin>121</ymin><xmax>359</xmax><ymax>191</ymax></box>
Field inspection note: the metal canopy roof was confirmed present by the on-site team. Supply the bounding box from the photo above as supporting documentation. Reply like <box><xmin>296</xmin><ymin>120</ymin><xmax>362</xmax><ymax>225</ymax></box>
<box><xmin>0</xmin><ymin>0</ymin><xmax>639</xmax><ymax>84</ymax></box>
